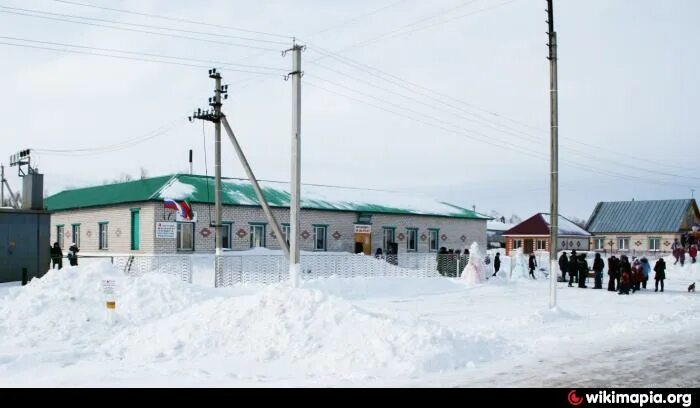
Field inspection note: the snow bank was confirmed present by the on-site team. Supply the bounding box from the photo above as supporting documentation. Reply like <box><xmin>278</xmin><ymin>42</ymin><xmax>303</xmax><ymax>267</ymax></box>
<box><xmin>101</xmin><ymin>284</ymin><xmax>501</xmax><ymax>376</ymax></box>
<box><xmin>0</xmin><ymin>261</ymin><xmax>215</xmax><ymax>350</ymax></box>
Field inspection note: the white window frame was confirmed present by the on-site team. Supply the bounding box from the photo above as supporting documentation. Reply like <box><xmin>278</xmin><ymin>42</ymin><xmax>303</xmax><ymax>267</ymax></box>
<box><xmin>617</xmin><ymin>237</ymin><xmax>630</xmax><ymax>251</ymax></box>
<box><xmin>313</xmin><ymin>225</ymin><xmax>327</xmax><ymax>251</ymax></box>
<box><xmin>594</xmin><ymin>237</ymin><xmax>605</xmax><ymax>250</ymax></box>
<box><xmin>98</xmin><ymin>223</ymin><xmax>109</xmax><ymax>250</ymax></box>
<box><xmin>429</xmin><ymin>229</ymin><xmax>439</xmax><ymax>252</ymax></box>
<box><xmin>512</xmin><ymin>239</ymin><xmax>523</xmax><ymax>249</ymax></box>
<box><xmin>56</xmin><ymin>225</ymin><xmax>64</xmax><ymax>248</ymax></box>
<box><xmin>407</xmin><ymin>228</ymin><xmax>418</xmax><ymax>252</ymax></box>
<box><xmin>649</xmin><ymin>237</ymin><xmax>661</xmax><ymax>252</ymax></box>
<box><xmin>72</xmin><ymin>224</ymin><xmax>80</xmax><ymax>247</ymax></box>
<box><xmin>249</xmin><ymin>224</ymin><xmax>266</xmax><ymax>248</ymax></box>
<box><xmin>282</xmin><ymin>224</ymin><xmax>291</xmax><ymax>246</ymax></box>
<box><xmin>383</xmin><ymin>227</ymin><xmax>395</xmax><ymax>252</ymax></box>
<box><xmin>176</xmin><ymin>222</ymin><xmax>194</xmax><ymax>251</ymax></box>
<box><xmin>221</xmin><ymin>223</ymin><xmax>232</xmax><ymax>249</ymax></box>
<box><xmin>536</xmin><ymin>239</ymin><xmax>547</xmax><ymax>250</ymax></box>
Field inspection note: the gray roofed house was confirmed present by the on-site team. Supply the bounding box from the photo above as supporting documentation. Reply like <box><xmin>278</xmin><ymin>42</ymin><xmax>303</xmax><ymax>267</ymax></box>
<box><xmin>585</xmin><ymin>199</ymin><xmax>700</xmax><ymax>253</ymax></box>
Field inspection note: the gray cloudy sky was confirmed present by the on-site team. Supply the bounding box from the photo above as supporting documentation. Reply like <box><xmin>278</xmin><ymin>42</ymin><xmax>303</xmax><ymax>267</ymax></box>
<box><xmin>1</xmin><ymin>0</ymin><xmax>698</xmax><ymax>220</ymax></box>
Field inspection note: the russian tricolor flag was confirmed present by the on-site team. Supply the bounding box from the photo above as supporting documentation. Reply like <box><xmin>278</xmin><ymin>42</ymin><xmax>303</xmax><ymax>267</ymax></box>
<box><xmin>163</xmin><ymin>198</ymin><xmax>182</xmax><ymax>214</ymax></box>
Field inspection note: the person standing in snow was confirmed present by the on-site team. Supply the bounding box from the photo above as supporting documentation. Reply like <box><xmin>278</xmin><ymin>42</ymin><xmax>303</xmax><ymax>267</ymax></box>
<box><xmin>607</xmin><ymin>255</ymin><xmax>618</xmax><ymax>291</ymax></box>
<box><xmin>680</xmin><ymin>249</ymin><xmax>686</xmax><ymax>267</ymax></box>
<box><xmin>67</xmin><ymin>243</ymin><xmax>79</xmax><ymax>266</ymax></box>
<box><xmin>492</xmin><ymin>252</ymin><xmax>501</xmax><ymax>277</ymax></box>
<box><xmin>631</xmin><ymin>258</ymin><xmax>643</xmax><ymax>293</ymax></box>
<box><xmin>558</xmin><ymin>251</ymin><xmax>569</xmax><ymax>282</ymax></box>
<box><xmin>568</xmin><ymin>252</ymin><xmax>579</xmax><ymax>287</ymax></box>
<box><xmin>592</xmin><ymin>252</ymin><xmax>605</xmax><ymax>289</ymax></box>
<box><xmin>681</xmin><ymin>232</ymin><xmax>688</xmax><ymax>249</ymax></box>
<box><xmin>436</xmin><ymin>247</ymin><xmax>448</xmax><ymax>276</ymax></box>
<box><xmin>374</xmin><ymin>247</ymin><xmax>384</xmax><ymax>259</ymax></box>
<box><xmin>577</xmin><ymin>254</ymin><xmax>589</xmax><ymax>288</ymax></box>
<box><xmin>654</xmin><ymin>258</ymin><xmax>666</xmax><ymax>292</ymax></box>
<box><xmin>689</xmin><ymin>244</ymin><xmax>697</xmax><ymax>264</ymax></box>
<box><xmin>528</xmin><ymin>252</ymin><xmax>537</xmax><ymax>279</ymax></box>
<box><xmin>50</xmin><ymin>242</ymin><xmax>63</xmax><ymax>270</ymax></box>
<box><xmin>618</xmin><ymin>255</ymin><xmax>631</xmax><ymax>294</ymax></box>
<box><xmin>672</xmin><ymin>239</ymin><xmax>682</xmax><ymax>265</ymax></box>
<box><xmin>640</xmin><ymin>257</ymin><xmax>651</xmax><ymax>289</ymax></box>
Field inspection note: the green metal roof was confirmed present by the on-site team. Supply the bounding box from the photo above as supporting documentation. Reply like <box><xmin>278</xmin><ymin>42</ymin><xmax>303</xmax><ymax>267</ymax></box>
<box><xmin>45</xmin><ymin>174</ymin><xmax>489</xmax><ymax>220</ymax></box>
<box><xmin>586</xmin><ymin>199</ymin><xmax>699</xmax><ymax>233</ymax></box>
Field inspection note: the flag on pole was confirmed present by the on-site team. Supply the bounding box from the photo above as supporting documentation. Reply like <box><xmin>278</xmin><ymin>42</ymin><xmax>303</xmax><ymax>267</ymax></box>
<box><xmin>163</xmin><ymin>198</ymin><xmax>182</xmax><ymax>214</ymax></box>
<box><xmin>180</xmin><ymin>200</ymin><xmax>193</xmax><ymax>220</ymax></box>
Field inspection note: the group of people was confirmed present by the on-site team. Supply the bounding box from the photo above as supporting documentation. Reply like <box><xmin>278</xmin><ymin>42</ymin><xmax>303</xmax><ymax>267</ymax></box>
<box><xmin>557</xmin><ymin>250</ymin><xmax>667</xmax><ymax>294</ymax></box>
<box><xmin>49</xmin><ymin>242</ymin><xmax>79</xmax><ymax>270</ymax></box>
<box><xmin>672</xmin><ymin>235</ymin><xmax>697</xmax><ymax>266</ymax></box>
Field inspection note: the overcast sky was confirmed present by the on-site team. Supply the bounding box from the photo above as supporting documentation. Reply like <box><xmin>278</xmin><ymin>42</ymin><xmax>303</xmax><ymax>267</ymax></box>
<box><xmin>1</xmin><ymin>0</ymin><xmax>698</xmax><ymax>220</ymax></box>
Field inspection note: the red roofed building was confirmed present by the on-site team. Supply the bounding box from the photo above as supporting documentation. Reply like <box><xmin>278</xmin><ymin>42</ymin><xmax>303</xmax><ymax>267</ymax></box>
<box><xmin>502</xmin><ymin>213</ymin><xmax>591</xmax><ymax>255</ymax></box>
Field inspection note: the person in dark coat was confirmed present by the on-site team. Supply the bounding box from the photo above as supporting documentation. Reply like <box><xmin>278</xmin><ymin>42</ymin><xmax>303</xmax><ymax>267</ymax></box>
<box><xmin>436</xmin><ymin>247</ymin><xmax>448</xmax><ymax>276</ymax></box>
<box><xmin>640</xmin><ymin>257</ymin><xmax>651</xmax><ymax>289</ymax></box>
<box><xmin>568</xmin><ymin>254</ymin><xmax>578</xmax><ymax>287</ymax></box>
<box><xmin>654</xmin><ymin>258</ymin><xmax>666</xmax><ymax>292</ymax></box>
<box><xmin>67</xmin><ymin>243</ymin><xmax>79</xmax><ymax>266</ymax></box>
<box><xmin>607</xmin><ymin>255</ymin><xmax>617</xmax><ymax>291</ymax></box>
<box><xmin>492</xmin><ymin>253</ymin><xmax>501</xmax><ymax>277</ymax></box>
<box><xmin>618</xmin><ymin>256</ymin><xmax>631</xmax><ymax>294</ymax></box>
<box><xmin>528</xmin><ymin>252</ymin><xmax>537</xmax><ymax>279</ymax></box>
<box><xmin>681</xmin><ymin>232</ymin><xmax>688</xmax><ymax>249</ymax></box>
<box><xmin>558</xmin><ymin>252</ymin><xmax>569</xmax><ymax>282</ymax></box>
<box><xmin>690</xmin><ymin>244</ymin><xmax>698</xmax><ymax>264</ymax></box>
<box><xmin>375</xmin><ymin>247</ymin><xmax>384</xmax><ymax>259</ymax></box>
<box><xmin>631</xmin><ymin>258</ymin><xmax>644</xmax><ymax>293</ymax></box>
<box><xmin>50</xmin><ymin>242</ymin><xmax>63</xmax><ymax>270</ymax></box>
<box><xmin>577</xmin><ymin>254</ymin><xmax>588</xmax><ymax>288</ymax></box>
<box><xmin>592</xmin><ymin>253</ymin><xmax>605</xmax><ymax>289</ymax></box>
<box><xmin>447</xmin><ymin>249</ymin><xmax>456</xmax><ymax>277</ymax></box>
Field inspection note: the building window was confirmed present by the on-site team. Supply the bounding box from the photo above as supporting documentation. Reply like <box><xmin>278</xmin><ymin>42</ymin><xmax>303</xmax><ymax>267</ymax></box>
<box><xmin>407</xmin><ymin>228</ymin><xmax>418</xmax><ymax>252</ymax></box>
<box><xmin>71</xmin><ymin>224</ymin><xmax>80</xmax><ymax>247</ymax></box>
<box><xmin>250</xmin><ymin>224</ymin><xmax>266</xmax><ymax>248</ymax></box>
<box><xmin>512</xmin><ymin>239</ymin><xmax>523</xmax><ymax>249</ymax></box>
<box><xmin>594</xmin><ymin>237</ymin><xmax>605</xmax><ymax>250</ymax></box>
<box><xmin>56</xmin><ymin>225</ymin><xmax>64</xmax><ymax>248</ymax></box>
<box><xmin>282</xmin><ymin>223</ymin><xmax>291</xmax><ymax>246</ymax></box>
<box><xmin>98</xmin><ymin>222</ymin><xmax>109</xmax><ymax>250</ymax></box>
<box><xmin>429</xmin><ymin>229</ymin><xmax>439</xmax><ymax>252</ymax></box>
<box><xmin>313</xmin><ymin>225</ymin><xmax>327</xmax><ymax>251</ymax></box>
<box><xmin>536</xmin><ymin>239</ymin><xmax>547</xmax><ymax>250</ymax></box>
<box><xmin>222</xmin><ymin>223</ymin><xmax>232</xmax><ymax>249</ymax></box>
<box><xmin>617</xmin><ymin>237</ymin><xmax>630</xmax><ymax>250</ymax></box>
<box><xmin>383</xmin><ymin>227</ymin><xmax>395</xmax><ymax>252</ymax></box>
<box><xmin>176</xmin><ymin>223</ymin><xmax>194</xmax><ymax>251</ymax></box>
<box><xmin>130</xmin><ymin>209</ymin><xmax>140</xmax><ymax>251</ymax></box>
<box><xmin>649</xmin><ymin>237</ymin><xmax>661</xmax><ymax>251</ymax></box>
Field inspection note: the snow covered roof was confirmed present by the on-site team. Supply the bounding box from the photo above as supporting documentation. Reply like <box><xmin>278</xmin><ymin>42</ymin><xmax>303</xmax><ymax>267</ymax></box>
<box><xmin>486</xmin><ymin>221</ymin><xmax>515</xmax><ymax>232</ymax></box>
<box><xmin>46</xmin><ymin>174</ymin><xmax>490</xmax><ymax>220</ymax></box>
<box><xmin>503</xmin><ymin>213</ymin><xmax>590</xmax><ymax>237</ymax></box>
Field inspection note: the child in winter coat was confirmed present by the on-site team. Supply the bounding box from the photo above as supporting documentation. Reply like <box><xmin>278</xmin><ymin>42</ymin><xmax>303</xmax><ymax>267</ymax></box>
<box><xmin>690</xmin><ymin>245</ymin><xmax>698</xmax><ymax>264</ymax></box>
<box><xmin>619</xmin><ymin>269</ymin><xmax>631</xmax><ymax>295</ymax></box>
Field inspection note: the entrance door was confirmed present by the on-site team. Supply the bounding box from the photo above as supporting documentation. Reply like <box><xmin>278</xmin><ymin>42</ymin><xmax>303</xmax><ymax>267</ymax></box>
<box><xmin>354</xmin><ymin>233</ymin><xmax>371</xmax><ymax>255</ymax></box>
<box><xmin>524</xmin><ymin>239</ymin><xmax>534</xmax><ymax>254</ymax></box>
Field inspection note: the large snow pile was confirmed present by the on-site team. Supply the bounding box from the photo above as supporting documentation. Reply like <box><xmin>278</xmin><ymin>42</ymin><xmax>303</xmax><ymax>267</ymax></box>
<box><xmin>0</xmin><ymin>261</ymin><xmax>502</xmax><ymax>381</ymax></box>
<box><xmin>102</xmin><ymin>285</ymin><xmax>500</xmax><ymax>376</ymax></box>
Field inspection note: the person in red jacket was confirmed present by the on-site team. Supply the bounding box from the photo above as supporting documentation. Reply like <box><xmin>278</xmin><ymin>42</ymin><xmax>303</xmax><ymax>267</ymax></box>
<box><xmin>689</xmin><ymin>244</ymin><xmax>697</xmax><ymax>264</ymax></box>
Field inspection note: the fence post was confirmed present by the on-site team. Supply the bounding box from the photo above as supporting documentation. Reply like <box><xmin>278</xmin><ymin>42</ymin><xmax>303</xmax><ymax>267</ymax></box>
<box><xmin>21</xmin><ymin>267</ymin><xmax>28</xmax><ymax>286</ymax></box>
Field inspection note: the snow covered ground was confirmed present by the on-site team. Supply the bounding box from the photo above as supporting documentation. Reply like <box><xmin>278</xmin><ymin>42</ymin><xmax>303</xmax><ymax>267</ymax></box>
<box><xmin>0</xmin><ymin>257</ymin><xmax>698</xmax><ymax>387</ymax></box>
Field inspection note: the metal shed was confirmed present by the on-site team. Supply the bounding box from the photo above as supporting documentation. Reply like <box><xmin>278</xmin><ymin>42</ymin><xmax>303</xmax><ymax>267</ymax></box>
<box><xmin>0</xmin><ymin>208</ymin><xmax>51</xmax><ymax>283</ymax></box>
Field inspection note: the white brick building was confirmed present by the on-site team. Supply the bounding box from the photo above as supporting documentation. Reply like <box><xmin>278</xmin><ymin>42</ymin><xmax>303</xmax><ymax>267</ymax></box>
<box><xmin>46</xmin><ymin>174</ymin><xmax>488</xmax><ymax>255</ymax></box>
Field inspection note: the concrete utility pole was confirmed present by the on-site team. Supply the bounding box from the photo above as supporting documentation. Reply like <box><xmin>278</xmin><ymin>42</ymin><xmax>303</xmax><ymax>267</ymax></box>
<box><xmin>284</xmin><ymin>42</ymin><xmax>304</xmax><ymax>287</ymax></box>
<box><xmin>212</xmin><ymin>71</ymin><xmax>223</xmax><ymax>258</ymax></box>
<box><xmin>189</xmin><ymin>68</ymin><xmax>229</xmax><ymax>283</ymax></box>
<box><xmin>547</xmin><ymin>0</ymin><xmax>559</xmax><ymax>309</ymax></box>
<box><xmin>1</xmin><ymin>165</ymin><xmax>4</xmax><ymax>206</ymax></box>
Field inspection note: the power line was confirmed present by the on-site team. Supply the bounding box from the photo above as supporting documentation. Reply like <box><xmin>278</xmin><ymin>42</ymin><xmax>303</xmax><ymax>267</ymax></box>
<box><xmin>309</xmin><ymin>46</ymin><xmax>700</xmax><ymax>175</ymax></box>
<box><xmin>0</xmin><ymin>36</ymin><xmax>287</xmax><ymax>72</ymax></box>
<box><xmin>305</xmin><ymin>79</ymin><xmax>696</xmax><ymax>189</ymax></box>
<box><xmin>0</xmin><ymin>4</ymin><xmax>289</xmax><ymax>45</ymax></box>
<box><xmin>354</xmin><ymin>0</ymin><xmax>519</xmax><ymax>48</ymax></box>
<box><xmin>308</xmin><ymin>0</ymin><xmax>413</xmax><ymax>36</ymax></box>
<box><xmin>49</xmin><ymin>0</ymin><xmax>292</xmax><ymax>39</ymax></box>
<box><xmin>35</xmin><ymin>121</ymin><xmax>182</xmax><ymax>156</ymax></box>
<box><xmin>0</xmin><ymin>7</ymin><xmax>281</xmax><ymax>52</ymax></box>
<box><xmin>0</xmin><ymin>41</ymin><xmax>285</xmax><ymax>75</ymax></box>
